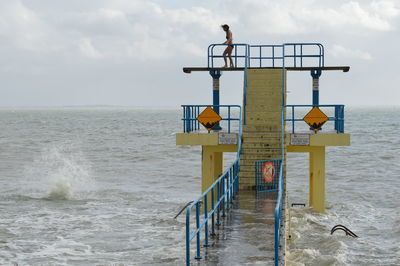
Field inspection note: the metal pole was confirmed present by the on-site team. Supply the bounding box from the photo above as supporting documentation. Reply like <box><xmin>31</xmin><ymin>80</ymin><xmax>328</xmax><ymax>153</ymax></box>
<box><xmin>195</xmin><ymin>202</ymin><xmax>202</xmax><ymax>259</ymax></box>
<box><xmin>210</xmin><ymin>70</ymin><xmax>222</xmax><ymax>130</ymax></box>
<box><xmin>311</xmin><ymin>70</ymin><xmax>322</xmax><ymax>106</ymax></box>
<box><xmin>186</xmin><ymin>209</ymin><xmax>191</xmax><ymax>266</ymax></box>
<box><xmin>204</xmin><ymin>194</ymin><xmax>209</xmax><ymax>247</ymax></box>
<box><xmin>211</xmin><ymin>187</ymin><xmax>215</xmax><ymax>235</ymax></box>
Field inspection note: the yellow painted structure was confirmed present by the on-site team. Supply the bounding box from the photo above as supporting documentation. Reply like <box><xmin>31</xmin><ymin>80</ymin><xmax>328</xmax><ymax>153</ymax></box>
<box><xmin>177</xmin><ymin>69</ymin><xmax>350</xmax><ymax>213</ymax></box>
<box><xmin>176</xmin><ymin>133</ymin><xmax>237</xmax><ymax>194</ymax></box>
<box><xmin>239</xmin><ymin>69</ymin><xmax>285</xmax><ymax>190</ymax></box>
<box><xmin>287</xmin><ymin>133</ymin><xmax>350</xmax><ymax>213</ymax></box>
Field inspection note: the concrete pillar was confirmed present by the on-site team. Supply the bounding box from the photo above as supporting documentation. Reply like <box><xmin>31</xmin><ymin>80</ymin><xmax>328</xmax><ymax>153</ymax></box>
<box><xmin>309</xmin><ymin>146</ymin><xmax>326</xmax><ymax>213</ymax></box>
<box><xmin>202</xmin><ymin>146</ymin><xmax>223</xmax><ymax>209</ymax></box>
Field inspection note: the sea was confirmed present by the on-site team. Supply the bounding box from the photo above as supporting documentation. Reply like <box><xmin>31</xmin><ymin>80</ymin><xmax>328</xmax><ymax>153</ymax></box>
<box><xmin>0</xmin><ymin>106</ymin><xmax>398</xmax><ymax>265</ymax></box>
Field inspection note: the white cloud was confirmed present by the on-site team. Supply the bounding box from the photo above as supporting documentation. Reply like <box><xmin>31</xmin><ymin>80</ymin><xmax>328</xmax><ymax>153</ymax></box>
<box><xmin>0</xmin><ymin>1</ymin><xmax>48</xmax><ymax>51</ymax></box>
<box><xmin>0</xmin><ymin>0</ymin><xmax>399</xmax><ymax>106</ymax></box>
<box><xmin>221</xmin><ymin>0</ymin><xmax>400</xmax><ymax>35</ymax></box>
<box><xmin>370</xmin><ymin>0</ymin><xmax>400</xmax><ymax>18</ymax></box>
<box><xmin>331</xmin><ymin>44</ymin><xmax>372</xmax><ymax>60</ymax></box>
<box><xmin>78</xmin><ymin>38</ymin><xmax>103</xmax><ymax>59</ymax></box>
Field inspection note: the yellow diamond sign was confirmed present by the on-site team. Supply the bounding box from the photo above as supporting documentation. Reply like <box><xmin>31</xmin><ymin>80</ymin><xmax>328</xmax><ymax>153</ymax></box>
<box><xmin>303</xmin><ymin>107</ymin><xmax>329</xmax><ymax>132</ymax></box>
<box><xmin>197</xmin><ymin>106</ymin><xmax>222</xmax><ymax>131</ymax></box>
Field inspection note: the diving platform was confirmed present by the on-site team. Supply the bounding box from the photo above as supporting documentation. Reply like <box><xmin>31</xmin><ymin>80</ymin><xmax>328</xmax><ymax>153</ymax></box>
<box><xmin>176</xmin><ymin>42</ymin><xmax>351</xmax><ymax>266</ymax></box>
<box><xmin>183</xmin><ymin>66</ymin><xmax>350</xmax><ymax>73</ymax></box>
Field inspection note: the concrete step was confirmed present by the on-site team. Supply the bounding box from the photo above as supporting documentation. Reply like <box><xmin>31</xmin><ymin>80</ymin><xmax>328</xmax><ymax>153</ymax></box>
<box><xmin>243</xmin><ymin>125</ymin><xmax>282</xmax><ymax>132</ymax></box>
<box><xmin>246</xmin><ymin>81</ymin><xmax>282</xmax><ymax>89</ymax></box>
<box><xmin>241</xmin><ymin>148</ymin><xmax>282</xmax><ymax>155</ymax></box>
<box><xmin>242</xmin><ymin>142</ymin><xmax>282</xmax><ymax>149</ymax></box>
<box><xmin>239</xmin><ymin>173</ymin><xmax>256</xmax><ymax>185</ymax></box>
<box><xmin>242</xmin><ymin>138</ymin><xmax>282</xmax><ymax>145</ymax></box>
<box><xmin>240</xmin><ymin>157</ymin><xmax>281</xmax><ymax>167</ymax></box>
<box><xmin>246</xmin><ymin>111</ymin><xmax>282</xmax><ymax>117</ymax></box>
<box><xmin>242</xmin><ymin>132</ymin><xmax>282</xmax><ymax>138</ymax></box>
<box><xmin>239</xmin><ymin>165</ymin><xmax>256</xmax><ymax>172</ymax></box>
<box><xmin>239</xmin><ymin>176</ymin><xmax>257</xmax><ymax>185</ymax></box>
<box><xmin>246</xmin><ymin>94</ymin><xmax>282</xmax><ymax>103</ymax></box>
<box><xmin>246</xmin><ymin>96</ymin><xmax>282</xmax><ymax>105</ymax></box>
<box><xmin>245</xmin><ymin>105</ymin><xmax>282</xmax><ymax>112</ymax></box>
<box><xmin>246</xmin><ymin>115</ymin><xmax>281</xmax><ymax>123</ymax></box>
<box><xmin>247</xmin><ymin>71</ymin><xmax>283</xmax><ymax>78</ymax></box>
<box><xmin>245</xmin><ymin>117</ymin><xmax>281</xmax><ymax>125</ymax></box>
<box><xmin>242</xmin><ymin>121</ymin><xmax>281</xmax><ymax>128</ymax></box>
<box><xmin>246</xmin><ymin>87</ymin><xmax>282</xmax><ymax>94</ymax></box>
<box><xmin>240</xmin><ymin>154</ymin><xmax>280</xmax><ymax>161</ymax></box>
<box><xmin>238</xmin><ymin>184</ymin><xmax>256</xmax><ymax>190</ymax></box>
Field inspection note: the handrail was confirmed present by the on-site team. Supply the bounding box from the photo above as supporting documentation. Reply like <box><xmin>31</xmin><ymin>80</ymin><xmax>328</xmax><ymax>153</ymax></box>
<box><xmin>208</xmin><ymin>43</ymin><xmax>250</xmax><ymax>68</ymax></box>
<box><xmin>208</xmin><ymin>43</ymin><xmax>324</xmax><ymax>69</ymax></box>
<box><xmin>182</xmin><ymin>105</ymin><xmax>241</xmax><ymax>133</ymax></box>
<box><xmin>331</xmin><ymin>224</ymin><xmax>358</xmax><ymax>238</ymax></box>
<box><xmin>283</xmin><ymin>43</ymin><xmax>324</xmax><ymax>68</ymax></box>
<box><xmin>285</xmin><ymin>105</ymin><xmax>345</xmax><ymax>133</ymax></box>
<box><xmin>274</xmin><ymin>161</ymin><xmax>285</xmax><ymax>266</ymax></box>
<box><xmin>185</xmin><ymin>106</ymin><xmax>243</xmax><ymax>265</ymax></box>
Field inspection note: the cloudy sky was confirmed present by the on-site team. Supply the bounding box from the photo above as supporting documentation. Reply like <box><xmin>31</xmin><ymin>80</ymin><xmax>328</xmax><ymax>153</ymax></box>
<box><xmin>0</xmin><ymin>0</ymin><xmax>399</xmax><ymax>107</ymax></box>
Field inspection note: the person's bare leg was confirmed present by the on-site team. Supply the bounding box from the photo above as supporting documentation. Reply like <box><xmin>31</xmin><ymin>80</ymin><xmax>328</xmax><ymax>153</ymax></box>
<box><xmin>223</xmin><ymin>48</ymin><xmax>229</xmax><ymax>67</ymax></box>
<box><xmin>228</xmin><ymin>47</ymin><xmax>234</xmax><ymax>67</ymax></box>
<box><xmin>229</xmin><ymin>56</ymin><xmax>234</xmax><ymax>67</ymax></box>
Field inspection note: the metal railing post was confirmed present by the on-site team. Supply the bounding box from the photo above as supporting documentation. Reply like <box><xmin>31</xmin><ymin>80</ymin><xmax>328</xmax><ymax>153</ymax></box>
<box><xmin>292</xmin><ymin>106</ymin><xmax>295</xmax><ymax>134</ymax></box>
<box><xmin>186</xmin><ymin>209</ymin><xmax>191</xmax><ymax>266</ymax></box>
<box><xmin>228</xmin><ymin>106</ymin><xmax>231</xmax><ymax>133</ymax></box>
<box><xmin>204</xmin><ymin>194</ymin><xmax>209</xmax><ymax>247</ymax></box>
<box><xmin>222</xmin><ymin>177</ymin><xmax>226</xmax><ymax>217</ymax></box>
<box><xmin>216</xmin><ymin>179</ymin><xmax>221</xmax><ymax>225</ymax></box>
<box><xmin>195</xmin><ymin>202</ymin><xmax>202</xmax><ymax>259</ymax></box>
<box><xmin>211</xmin><ymin>187</ymin><xmax>215</xmax><ymax>235</ymax></box>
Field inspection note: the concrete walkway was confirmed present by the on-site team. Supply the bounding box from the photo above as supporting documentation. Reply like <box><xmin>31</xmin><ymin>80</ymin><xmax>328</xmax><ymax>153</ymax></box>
<box><xmin>194</xmin><ymin>191</ymin><xmax>277</xmax><ymax>265</ymax></box>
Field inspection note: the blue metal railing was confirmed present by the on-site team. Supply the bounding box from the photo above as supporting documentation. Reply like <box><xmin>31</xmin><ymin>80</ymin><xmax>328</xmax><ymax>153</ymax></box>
<box><xmin>285</xmin><ymin>105</ymin><xmax>345</xmax><ymax>133</ymax></box>
<box><xmin>281</xmin><ymin>43</ymin><xmax>324</xmax><ymax>68</ymax></box>
<box><xmin>185</xmin><ymin>108</ymin><xmax>243</xmax><ymax>266</ymax></box>
<box><xmin>248</xmin><ymin>44</ymin><xmax>284</xmax><ymax>68</ymax></box>
<box><xmin>182</xmin><ymin>105</ymin><xmax>241</xmax><ymax>133</ymax></box>
<box><xmin>186</xmin><ymin>42</ymin><xmax>328</xmax><ymax>265</ymax></box>
<box><xmin>274</xmin><ymin>161</ymin><xmax>285</xmax><ymax>266</ymax></box>
<box><xmin>185</xmin><ymin>159</ymin><xmax>240</xmax><ymax>265</ymax></box>
<box><xmin>208</xmin><ymin>43</ymin><xmax>324</xmax><ymax>69</ymax></box>
<box><xmin>208</xmin><ymin>44</ymin><xmax>250</xmax><ymax>68</ymax></box>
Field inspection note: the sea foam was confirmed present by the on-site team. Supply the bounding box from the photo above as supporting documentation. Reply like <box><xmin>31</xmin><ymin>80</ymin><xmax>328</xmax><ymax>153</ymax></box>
<box><xmin>28</xmin><ymin>144</ymin><xmax>94</xmax><ymax>200</ymax></box>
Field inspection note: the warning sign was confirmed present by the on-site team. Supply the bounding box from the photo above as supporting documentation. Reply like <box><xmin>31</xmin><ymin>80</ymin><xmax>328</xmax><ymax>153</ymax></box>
<box><xmin>303</xmin><ymin>107</ymin><xmax>329</xmax><ymax>132</ymax></box>
<box><xmin>291</xmin><ymin>134</ymin><xmax>310</xmax><ymax>146</ymax></box>
<box><xmin>197</xmin><ymin>106</ymin><xmax>222</xmax><ymax>131</ymax></box>
<box><xmin>262</xmin><ymin>161</ymin><xmax>275</xmax><ymax>183</ymax></box>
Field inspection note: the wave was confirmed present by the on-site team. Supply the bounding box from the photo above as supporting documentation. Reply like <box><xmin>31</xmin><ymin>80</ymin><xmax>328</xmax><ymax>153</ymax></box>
<box><xmin>23</xmin><ymin>144</ymin><xmax>95</xmax><ymax>200</ymax></box>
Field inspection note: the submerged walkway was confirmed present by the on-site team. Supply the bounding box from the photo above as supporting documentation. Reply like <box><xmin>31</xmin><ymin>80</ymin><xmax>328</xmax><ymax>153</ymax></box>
<box><xmin>194</xmin><ymin>191</ymin><xmax>277</xmax><ymax>265</ymax></box>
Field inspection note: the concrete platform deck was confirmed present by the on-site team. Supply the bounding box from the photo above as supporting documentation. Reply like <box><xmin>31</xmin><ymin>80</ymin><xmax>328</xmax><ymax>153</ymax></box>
<box><xmin>193</xmin><ymin>191</ymin><xmax>277</xmax><ymax>265</ymax></box>
<box><xmin>183</xmin><ymin>66</ymin><xmax>350</xmax><ymax>73</ymax></box>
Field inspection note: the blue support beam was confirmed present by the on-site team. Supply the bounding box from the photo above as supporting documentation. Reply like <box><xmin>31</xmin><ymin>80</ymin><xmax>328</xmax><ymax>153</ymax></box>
<box><xmin>311</xmin><ymin>69</ymin><xmax>322</xmax><ymax>106</ymax></box>
<box><xmin>210</xmin><ymin>70</ymin><xmax>222</xmax><ymax>130</ymax></box>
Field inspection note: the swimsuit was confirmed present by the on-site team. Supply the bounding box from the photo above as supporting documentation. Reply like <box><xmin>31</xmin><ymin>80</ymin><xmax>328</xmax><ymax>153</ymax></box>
<box><xmin>226</xmin><ymin>32</ymin><xmax>234</xmax><ymax>48</ymax></box>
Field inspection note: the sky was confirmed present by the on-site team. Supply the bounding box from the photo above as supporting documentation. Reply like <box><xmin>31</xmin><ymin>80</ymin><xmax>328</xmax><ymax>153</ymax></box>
<box><xmin>0</xmin><ymin>0</ymin><xmax>399</xmax><ymax>107</ymax></box>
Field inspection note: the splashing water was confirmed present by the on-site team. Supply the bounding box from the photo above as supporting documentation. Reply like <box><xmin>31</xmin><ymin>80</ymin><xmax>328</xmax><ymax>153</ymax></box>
<box><xmin>27</xmin><ymin>144</ymin><xmax>95</xmax><ymax>200</ymax></box>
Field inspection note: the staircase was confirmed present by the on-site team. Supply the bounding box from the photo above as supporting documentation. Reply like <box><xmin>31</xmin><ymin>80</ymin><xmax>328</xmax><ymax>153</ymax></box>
<box><xmin>239</xmin><ymin>69</ymin><xmax>285</xmax><ymax>190</ymax></box>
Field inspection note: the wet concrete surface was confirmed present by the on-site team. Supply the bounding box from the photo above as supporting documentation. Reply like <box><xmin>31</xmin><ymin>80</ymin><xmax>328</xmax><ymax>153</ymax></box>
<box><xmin>194</xmin><ymin>191</ymin><xmax>277</xmax><ymax>265</ymax></box>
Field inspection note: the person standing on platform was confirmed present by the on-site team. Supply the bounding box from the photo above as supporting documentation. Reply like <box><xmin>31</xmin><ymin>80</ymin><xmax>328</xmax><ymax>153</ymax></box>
<box><xmin>221</xmin><ymin>24</ymin><xmax>234</xmax><ymax>68</ymax></box>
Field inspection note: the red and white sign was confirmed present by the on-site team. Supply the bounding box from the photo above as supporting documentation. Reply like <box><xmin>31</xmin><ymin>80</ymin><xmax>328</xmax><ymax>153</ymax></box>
<box><xmin>262</xmin><ymin>161</ymin><xmax>275</xmax><ymax>183</ymax></box>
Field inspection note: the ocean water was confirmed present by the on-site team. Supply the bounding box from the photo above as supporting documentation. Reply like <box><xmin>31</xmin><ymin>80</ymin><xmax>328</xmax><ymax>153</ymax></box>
<box><xmin>286</xmin><ymin>106</ymin><xmax>400</xmax><ymax>266</ymax></box>
<box><xmin>0</xmin><ymin>107</ymin><xmax>399</xmax><ymax>265</ymax></box>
